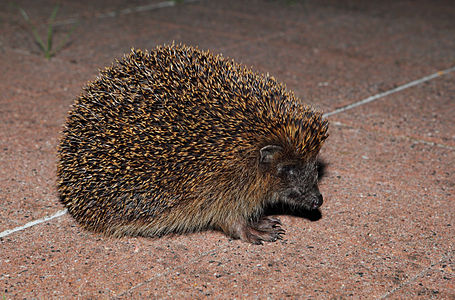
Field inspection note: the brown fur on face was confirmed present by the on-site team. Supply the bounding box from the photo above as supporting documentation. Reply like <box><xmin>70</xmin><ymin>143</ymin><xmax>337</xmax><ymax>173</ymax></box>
<box><xmin>57</xmin><ymin>44</ymin><xmax>329</xmax><ymax>244</ymax></box>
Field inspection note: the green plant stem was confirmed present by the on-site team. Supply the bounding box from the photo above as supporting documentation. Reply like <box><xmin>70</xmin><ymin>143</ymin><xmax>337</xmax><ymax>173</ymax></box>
<box><xmin>15</xmin><ymin>3</ymin><xmax>77</xmax><ymax>59</ymax></box>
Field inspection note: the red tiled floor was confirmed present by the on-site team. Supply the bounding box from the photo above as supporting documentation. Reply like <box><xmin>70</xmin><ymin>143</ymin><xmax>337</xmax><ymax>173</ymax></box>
<box><xmin>1</xmin><ymin>0</ymin><xmax>454</xmax><ymax>298</ymax></box>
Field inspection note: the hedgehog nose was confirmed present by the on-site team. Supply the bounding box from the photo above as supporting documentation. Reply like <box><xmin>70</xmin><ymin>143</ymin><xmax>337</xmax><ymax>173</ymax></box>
<box><xmin>312</xmin><ymin>194</ymin><xmax>323</xmax><ymax>209</ymax></box>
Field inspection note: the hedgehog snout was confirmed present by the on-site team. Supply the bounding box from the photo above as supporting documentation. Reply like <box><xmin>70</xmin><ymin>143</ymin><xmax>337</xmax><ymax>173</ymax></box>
<box><xmin>311</xmin><ymin>192</ymin><xmax>323</xmax><ymax>209</ymax></box>
<box><xmin>306</xmin><ymin>184</ymin><xmax>323</xmax><ymax>210</ymax></box>
<box><xmin>283</xmin><ymin>187</ymin><xmax>323</xmax><ymax>210</ymax></box>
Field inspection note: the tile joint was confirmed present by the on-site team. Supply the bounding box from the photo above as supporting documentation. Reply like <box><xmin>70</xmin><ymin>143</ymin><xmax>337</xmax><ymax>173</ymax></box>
<box><xmin>324</xmin><ymin>66</ymin><xmax>455</xmax><ymax>118</ymax></box>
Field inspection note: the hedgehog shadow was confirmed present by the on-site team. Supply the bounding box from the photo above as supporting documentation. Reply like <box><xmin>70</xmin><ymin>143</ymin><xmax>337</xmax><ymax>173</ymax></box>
<box><xmin>263</xmin><ymin>203</ymin><xmax>322</xmax><ymax>221</ymax></box>
<box><xmin>263</xmin><ymin>158</ymin><xmax>327</xmax><ymax>222</ymax></box>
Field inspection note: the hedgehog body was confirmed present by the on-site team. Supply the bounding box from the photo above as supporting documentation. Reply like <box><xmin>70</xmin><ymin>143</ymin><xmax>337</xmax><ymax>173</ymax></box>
<box><xmin>57</xmin><ymin>44</ymin><xmax>328</xmax><ymax>244</ymax></box>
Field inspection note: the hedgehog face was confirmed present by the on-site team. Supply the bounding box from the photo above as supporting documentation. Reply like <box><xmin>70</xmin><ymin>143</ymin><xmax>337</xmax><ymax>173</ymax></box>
<box><xmin>275</xmin><ymin>160</ymin><xmax>323</xmax><ymax>210</ymax></box>
<box><xmin>260</xmin><ymin>145</ymin><xmax>323</xmax><ymax>210</ymax></box>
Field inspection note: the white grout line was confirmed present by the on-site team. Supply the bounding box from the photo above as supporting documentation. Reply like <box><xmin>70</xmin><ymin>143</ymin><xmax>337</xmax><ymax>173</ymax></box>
<box><xmin>331</xmin><ymin>120</ymin><xmax>455</xmax><ymax>150</ymax></box>
<box><xmin>98</xmin><ymin>0</ymin><xmax>200</xmax><ymax>18</ymax></box>
<box><xmin>1</xmin><ymin>66</ymin><xmax>454</xmax><ymax>239</ymax></box>
<box><xmin>323</xmin><ymin>66</ymin><xmax>455</xmax><ymax>118</ymax></box>
<box><xmin>55</xmin><ymin>0</ymin><xmax>200</xmax><ymax>25</ymax></box>
<box><xmin>0</xmin><ymin>209</ymin><xmax>67</xmax><ymax>239</ymax></box>
<box><xmin>379</xmin><ymin>251</ymin><xmax>451</xmax><ymax>299</ymax></box>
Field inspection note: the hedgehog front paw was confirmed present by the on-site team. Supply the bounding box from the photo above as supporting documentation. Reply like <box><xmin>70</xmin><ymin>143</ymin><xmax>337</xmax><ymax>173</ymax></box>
<box><xmin>245</xmin><ymin>216</ymin><xmax>285</xmax><ymax>245</ymax></box>
<box><xmin>220</xmin><ymin>216</ymin><xmax>285</xmax><ymax>244</ymax></box>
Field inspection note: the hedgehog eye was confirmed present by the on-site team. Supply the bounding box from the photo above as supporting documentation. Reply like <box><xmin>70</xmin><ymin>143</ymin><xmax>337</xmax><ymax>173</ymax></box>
<box><xmin>277</xmin><ymin>164</ymin><xmax>295</xmax><ymax>177</ymax></box>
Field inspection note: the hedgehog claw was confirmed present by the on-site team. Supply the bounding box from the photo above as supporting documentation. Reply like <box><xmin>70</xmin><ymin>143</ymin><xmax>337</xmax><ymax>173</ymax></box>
<box><xmin>242</xmin><ymin>216</ymin><xmax>285</xmax><ymax>244</ymax></box>
<box><xmin>253</xmin><ymin>216</ymin><xmax>283</xmax><ymax>231</ymax></box>
<box><xmin>266</xmin><ymin>216</ymin><xmax>282</xmax><ymax>225</ymax></box>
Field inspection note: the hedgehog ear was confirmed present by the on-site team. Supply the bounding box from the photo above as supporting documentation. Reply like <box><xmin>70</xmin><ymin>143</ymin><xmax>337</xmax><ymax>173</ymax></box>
<box><xmin>259</xmin><ymin>145</ymin><xmax>283</xmax><ymax>164</ymax></box>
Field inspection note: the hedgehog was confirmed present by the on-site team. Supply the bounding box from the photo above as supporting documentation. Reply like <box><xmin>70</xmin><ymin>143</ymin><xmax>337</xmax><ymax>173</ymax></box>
<box><xmin>57</xmin><ymin>44</ymin><xmax>329</xmax><ymax>244</ymax></box>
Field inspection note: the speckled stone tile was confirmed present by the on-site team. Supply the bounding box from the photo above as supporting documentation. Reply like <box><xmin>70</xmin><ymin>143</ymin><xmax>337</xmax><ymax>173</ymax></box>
<box><xmin>0</xmin><ymin>214</ymin><xmax>230</xmax><ymax>298</ymax></box>
<box><xmin>328</xmin><ymin>73</ymin><xmax>455</xmax><ymax>147</ymax></box>
<box><xmin>0</xmin><ymin>49</ymin><xmax>92</xmax><ymax>230</ymax></box>
<box><xmin>224</xmin><ymin>17</ymin><xmax>455</xmax><ymax>113</ymax></box>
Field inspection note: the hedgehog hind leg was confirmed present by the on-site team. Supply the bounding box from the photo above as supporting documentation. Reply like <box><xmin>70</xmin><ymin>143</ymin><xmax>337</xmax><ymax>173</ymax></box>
<box><xmin>219</xmin><ymin>216</ymin><xmax>285</xmax><ymax>245</ymax></box>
